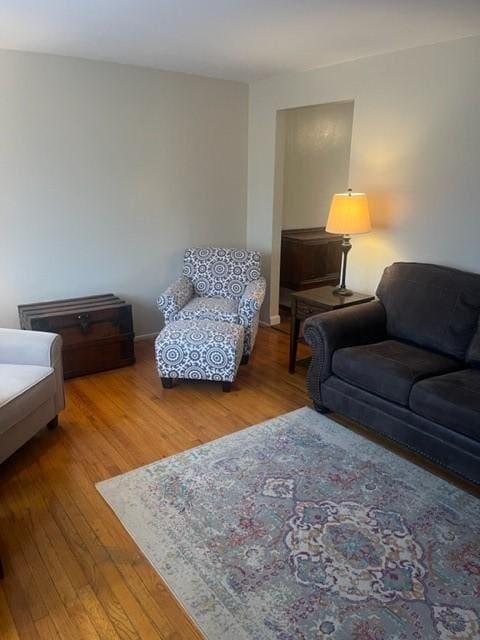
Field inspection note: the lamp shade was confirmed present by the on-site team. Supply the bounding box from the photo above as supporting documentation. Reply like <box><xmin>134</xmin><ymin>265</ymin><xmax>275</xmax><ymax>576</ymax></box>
<box><xmin>326</xmin><ymin>191</ymin><xmax>371</xmax><ymax>235</ymax></box>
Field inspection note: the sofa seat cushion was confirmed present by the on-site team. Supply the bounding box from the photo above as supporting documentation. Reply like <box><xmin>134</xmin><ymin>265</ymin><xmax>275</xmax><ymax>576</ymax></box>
<box><xmin>410</xmin><ymin>369</ymin><xmax>480</xmax><ymax>441</ymax></box>
<box><xmin>332</xmin><ymin>340</ymin><xmax>461</xmax><ymax>406</ymax></box>
<box><xmin>0</xmin><ymin>364</ymin><xmax>55</xmax><ymax>435</ymax></box>
<box><xmin>174</xmin><ymin>296</ymin><xmax>239</xmax><ymax>323</ymax></box>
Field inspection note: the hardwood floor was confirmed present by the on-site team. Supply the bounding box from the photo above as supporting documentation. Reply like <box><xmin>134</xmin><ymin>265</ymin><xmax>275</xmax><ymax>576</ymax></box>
<box><xmin>0</xmin><ymin>326</ymin><xmax>477</xmax><ymax>639</ymax></box>
<box><xmin>0</xmin><ymin>327</ymin><xmax>311</xmax><ymax>640</ymax></box>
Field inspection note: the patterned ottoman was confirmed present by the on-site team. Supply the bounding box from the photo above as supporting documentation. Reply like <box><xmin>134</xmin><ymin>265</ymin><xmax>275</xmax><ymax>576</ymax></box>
<box><xmin>155</xmin><ymin>319</ymin><xmax>244</xmax><ymax>392</ymax></box>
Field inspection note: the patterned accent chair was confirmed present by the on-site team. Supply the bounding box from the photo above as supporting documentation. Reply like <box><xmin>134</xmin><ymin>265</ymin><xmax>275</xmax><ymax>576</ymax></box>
<box><xmin>157</xmin><ymin>247</ymin><xmax>266</xmax><ymax>361</ymax></box>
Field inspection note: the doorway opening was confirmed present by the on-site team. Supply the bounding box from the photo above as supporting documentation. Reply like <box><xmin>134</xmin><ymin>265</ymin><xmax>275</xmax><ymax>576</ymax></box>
<box><xmin>272</xmin><ymin>100</ymin><xmax>355</xmax><ymax>335</ymax></box>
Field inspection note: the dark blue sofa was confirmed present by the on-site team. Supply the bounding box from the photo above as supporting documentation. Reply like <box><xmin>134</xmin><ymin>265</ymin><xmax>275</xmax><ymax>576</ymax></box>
<box><xmin>304</xmin><ymin>262</ymin><xmax>480</xmax><ymax>485</ymax></box>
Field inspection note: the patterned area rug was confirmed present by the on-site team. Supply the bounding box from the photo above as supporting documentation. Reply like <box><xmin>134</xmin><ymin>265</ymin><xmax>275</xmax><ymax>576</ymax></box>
<box><xmin>97</xmin><ymin>407</ymin><xmax>480</xmax><ymax>640</ymax></box>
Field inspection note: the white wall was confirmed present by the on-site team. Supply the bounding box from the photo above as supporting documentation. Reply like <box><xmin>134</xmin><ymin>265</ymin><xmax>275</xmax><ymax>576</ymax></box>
<box><xmin>247</xmin><ymin>36</ymin><xmax>480</xmax><ymax>322</ymax></box>
<box><xmin>282</xmin><ymin>101</ymin><xmax>354</xmax><ymax>230</ymax></box>
<box><xmin>0</xmin><ymin>50</ymin><xmax>248</xmax><ymax>334</ymax></box>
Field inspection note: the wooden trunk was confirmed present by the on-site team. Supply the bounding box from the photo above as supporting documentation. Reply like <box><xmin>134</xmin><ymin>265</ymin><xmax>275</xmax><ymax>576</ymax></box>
<box><xmin>280</xmin><ymin>227</ymin><xmax>343</xmax><ymax>291</ymax></box>
<box><xmin>18</xmin><ymin>294</ymin><xmax>135</xmax><ymax>379</ymax></box>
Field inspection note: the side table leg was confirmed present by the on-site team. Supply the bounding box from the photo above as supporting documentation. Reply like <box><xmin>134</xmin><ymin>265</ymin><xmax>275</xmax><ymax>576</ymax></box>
<box><xmin>289</xmin><ymin>300</ymin><xmax>300</xmax><ymax>374</ymax></box>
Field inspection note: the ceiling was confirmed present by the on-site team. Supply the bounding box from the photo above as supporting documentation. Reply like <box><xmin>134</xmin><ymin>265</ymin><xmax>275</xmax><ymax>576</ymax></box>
<box><xmin>1</xmin><ymin>0</ymin><xmax>480</xmax><ymax>81</ymax></box>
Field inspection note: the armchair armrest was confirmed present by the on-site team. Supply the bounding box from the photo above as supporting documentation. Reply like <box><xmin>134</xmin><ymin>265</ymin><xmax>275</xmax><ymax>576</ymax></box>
<box><xmin>0</xmin><ymin>328</ymin><xmax>65</xmax><ymax>413</ymax></box>
<box><xmin>303</xmin><ymin>301</ymin><xmax>386</xmax><ymax>407</ymax></box>
<box><xmin>238</xmin><ymin>277</ymin><xmax>266</xmax><ymax>325</ymax></box>
<box><xmin>0</xmin><ymin>328</ymin><xmax>61</xmax><ymax>367</ymax></box>
<box><xmin>157</xmin><ymin>276</ymin><xmax>194</xmax><ymax>322</ymax></box>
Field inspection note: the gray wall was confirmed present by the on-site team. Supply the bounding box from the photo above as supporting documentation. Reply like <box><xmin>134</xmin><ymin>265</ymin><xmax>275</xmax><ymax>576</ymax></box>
<box><xmin>282</xmin><ymin>102</ymin><xmax>354</xmax><ymax>230</ymax></box>
<box><xmin>0</xmin><ymin>50</ymin><xmax>248</xmax><ymax>334</ymax></box>
<box><xmin>247</xmin><ymin>36</ymin><xmax>480</xmax><ymax>322</ymax></box>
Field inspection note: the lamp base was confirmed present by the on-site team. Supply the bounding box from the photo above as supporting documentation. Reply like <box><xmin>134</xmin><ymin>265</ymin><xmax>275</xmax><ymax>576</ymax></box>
<box><xmin>333</xmin><ymin>286</ymin><xmax>353</xmax><ymax>296</ymax></box>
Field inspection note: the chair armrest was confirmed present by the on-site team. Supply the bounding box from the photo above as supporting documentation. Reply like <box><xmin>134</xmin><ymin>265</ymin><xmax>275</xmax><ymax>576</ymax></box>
<box><xmin>0</xmin><ymin>328</ymin><xmax>61</xmax><ymax>367</ymax></box>
<box><xmin>157</xmin><ymin>276</ymin><xmax>194</xmax><ymax>322</ymax></box>
<box><xmin>303</xmin><ymin>300</ymin><xmax>386</xmax><ymax>387</ymax></box>
<box><xmin>238</xmin><ymin>277</ymin><xmax>266</xmax><ymax>325</ymax></box>
<box><xmin>0</xmin><ymin>328</ymin><xmax>65</xmax><ymax>413</ymax></box>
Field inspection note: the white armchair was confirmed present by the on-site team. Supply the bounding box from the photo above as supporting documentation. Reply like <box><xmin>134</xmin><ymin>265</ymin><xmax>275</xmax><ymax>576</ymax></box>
<box><xmin>0</xmin><ymin>328</ymin><xmax>65</xmax><ymax>463</ymax></box>
<box><xmin>157</xmin><ymin>247</ymin><xmax>266</xmax><ymax>361</ymax></box>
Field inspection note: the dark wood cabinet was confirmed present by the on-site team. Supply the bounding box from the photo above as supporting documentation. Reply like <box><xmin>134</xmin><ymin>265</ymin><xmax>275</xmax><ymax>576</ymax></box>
<box><xmin>280</xmin><ymin>227</ymin><xmax>342</xmax><ymax>291</ymax></box>
<box><xmin>18</xmin><ymin>294</ymin><xmax>135</xmax><ymax>378</ymax></box>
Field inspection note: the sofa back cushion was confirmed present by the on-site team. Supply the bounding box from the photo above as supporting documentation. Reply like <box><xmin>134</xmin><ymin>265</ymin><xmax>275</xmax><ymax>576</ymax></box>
<box><xmin>183</xmin><ymin>247</ymin><xmax>261</xmax><ymax>299</ymax></box>
<box><xmin>376</xmin><ymin>262</ymin><xmax>480</xmax><ymax>360</ymax></box>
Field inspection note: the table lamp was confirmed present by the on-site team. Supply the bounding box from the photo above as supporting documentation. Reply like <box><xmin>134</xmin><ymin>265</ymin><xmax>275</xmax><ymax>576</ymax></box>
<box><xmin>326</xmin><ymin>188</ymin><xmax>371</xmax><ymax>296</ymax></box>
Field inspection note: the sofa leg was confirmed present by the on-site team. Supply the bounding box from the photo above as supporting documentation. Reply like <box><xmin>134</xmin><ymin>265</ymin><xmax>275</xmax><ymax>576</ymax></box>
<box><xmin>47</xmin><ymin>416</ymin><xmax>58</xmax><ymax>430</ymax></box>
<box><xmin>241</xmin><ymin>354</ymin><xmax>249</xmax><ymax>365</ymax></box>
<box><xmin>161</xmin><ymin>377</ymin><xmax>174</xmax><ymax>389</ymax></box>
<box><xmin>313</xmin><ymin>402</ymin><xmax>330</xmax><ymax>414</ymax></box>
<box><xmin>222</xmin><ymin>381</ymin><xmax>232</xmax><ymax>393</ymax></box>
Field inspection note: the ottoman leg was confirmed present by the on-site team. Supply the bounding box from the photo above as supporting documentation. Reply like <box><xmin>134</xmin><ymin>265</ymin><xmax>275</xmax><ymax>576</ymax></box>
<box><xmin>222</xmin><ymin>381</ymin><xmax>232</xmax><ymax>393</ymax></box>
<box><xmin>161</xmin><ymin>377</ymin><xmax>174</xmax><ymax>389</ymax></box>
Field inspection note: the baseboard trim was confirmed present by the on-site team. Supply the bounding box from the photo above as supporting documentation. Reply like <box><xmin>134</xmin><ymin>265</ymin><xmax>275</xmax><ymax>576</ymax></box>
<box><xmin>135</xmin><ymin>332</ymin><xmax>158</xmax><ymax>342</ymax></box>
<box><xmin>259</xmin><ymin>315</ymin><xmax>281</xmax><ymax>327</ymax></box>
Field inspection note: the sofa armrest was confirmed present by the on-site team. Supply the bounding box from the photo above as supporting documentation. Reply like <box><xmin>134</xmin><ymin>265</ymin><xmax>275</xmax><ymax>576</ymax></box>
<box><xmin>303</xmin><ymin>301</ymin><xmax>386</xmax><ymax>406</ymax></box>
<box><xmin>157</xmin><ymin>276</ymin><xmax>194</xmax><ymax>322</ymax></box>
<box><xmin>0</xmin><ymin>328</ymin><xmax>65</xmax><ymax>413</ymax></box>
<box><xmin>238</xmin><ymin>277</ymin><xmax>266</xmax><ymax>325</ymax></box>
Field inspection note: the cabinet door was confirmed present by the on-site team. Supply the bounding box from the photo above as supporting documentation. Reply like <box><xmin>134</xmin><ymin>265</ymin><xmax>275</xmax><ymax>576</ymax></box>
<box><xmin>280</xmin><ymin>239</ymin><xmax>302</xmax><ymax>289</ymax></box>
<box><xmin>280</xmin><ymin>229</ymin><xmax>342</xmax><ymax>290</ymax></box>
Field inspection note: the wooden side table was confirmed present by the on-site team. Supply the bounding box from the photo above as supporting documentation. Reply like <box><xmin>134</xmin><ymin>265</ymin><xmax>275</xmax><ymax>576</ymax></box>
<box><xmin>289</xmin><ymin>286</ymin><xmax>375</xmax><ymax>373</ymax></box>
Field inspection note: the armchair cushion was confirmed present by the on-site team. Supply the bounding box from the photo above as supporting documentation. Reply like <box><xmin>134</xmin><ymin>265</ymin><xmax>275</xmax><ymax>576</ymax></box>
<box><xmin>0</xmin><ymin>364</ymin><xmax>55</xmax><ymax>434</ymax></box>
<box><xmin>0</xmin><ymin>328</ymin><xmax>64</xmax><ymax>417</ymax></box>
<box><xmin>174</xmin><ymin>297</ymin><xmax>239</xmax><ymax>323</ymax></box>
<box><xmin>0</xmin><ymin>328</ymin><xmax>64</xmax><ymax>463</ymax></box>
<box><xmin>183</xmin><ymin>247</ymin><xmax>261</xmax><ymax>299</ymax></box>
<box><xmin>332</xmin><ymin>340</ymin><xmax>461</xmax><ymax>406</ymax></box>
<box><xmin>238</xmin><ymin>277</ymin><xmax>266</xmax><ymax>325</ymax></box>
<box><xmin>157</xmin><ymin>276</ymin><xmax>194</xmax><ymax>323</ymax></box>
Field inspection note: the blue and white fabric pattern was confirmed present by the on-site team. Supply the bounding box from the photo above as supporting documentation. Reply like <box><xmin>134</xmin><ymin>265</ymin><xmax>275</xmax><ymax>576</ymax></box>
<box><xmin>174</xmin><ymin>297</ymin><xmax>239</xmax><ymax>324</ymax></box>
<box><xmin>183</xmin><ymin>247</ymin><xmax>261</xmax><ymax>299</ymax></box>
<box><xmin>155</xmin><ymin>320</ymin><xmax>244</xmax><ymax>383</ymax></box>
<box><xmin>157</xmin><ymin>247</ymin><xmax>265</xmax><ymax>358</ymax></box>
<box><xmin>238</xmin><ymin>277</ymin><xmax>266</xmax><ymax>325</ymax></box>
<box><xmin>156</xmin><ymin>276</ymin><xmax>194</xmax><ymax>323</ymax></box>
<box><xmin>244</xmin><ymin>315</ymin><xmax>260</xmax><ymax>358</ymax></box>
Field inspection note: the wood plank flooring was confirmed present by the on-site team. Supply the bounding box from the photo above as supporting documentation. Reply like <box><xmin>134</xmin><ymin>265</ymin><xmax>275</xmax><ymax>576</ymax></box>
<box><xmin>0</xmin><ymin>326</ymin><xmax>477</xmax><ymax>639</ymax></box>
<box><xmin>0</xmin><ymin>327</ymin><xmax>311</xmax><ymax>639</ymax></box>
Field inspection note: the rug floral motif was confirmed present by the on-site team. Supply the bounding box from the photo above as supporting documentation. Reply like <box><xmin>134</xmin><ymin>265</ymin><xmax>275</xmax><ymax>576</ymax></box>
<box><xmin>97</xmin><ymin>407</ymin><xmax>480</xmax><ymax>640</ymax></box>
